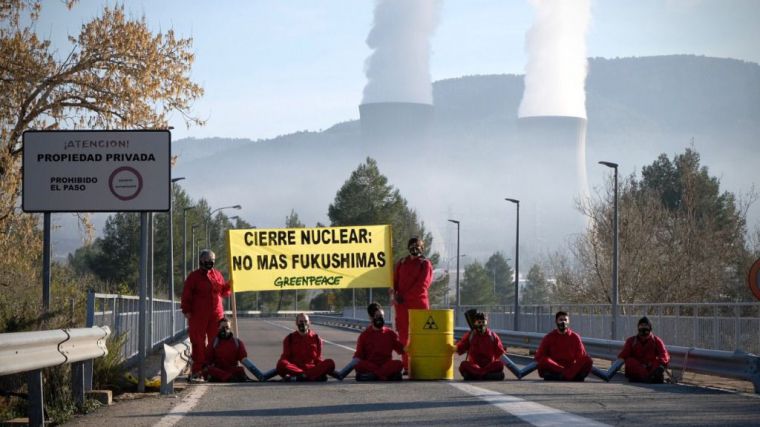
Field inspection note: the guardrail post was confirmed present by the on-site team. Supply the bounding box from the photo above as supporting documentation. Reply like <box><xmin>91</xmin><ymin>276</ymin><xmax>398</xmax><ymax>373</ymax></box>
<box><xmin>28</xmin><ymin>369</ymin><xmax>44</xmax><ymax>427</ymax></box>
<box><xmin>72</xmin><ymin>361</ymin><xmax>85</xmax><ymax>408</ymax></box>
<box><xmin>84</xmin><ymin>289</ymin><xmax>95</xmax><ymax>391</ymax></box>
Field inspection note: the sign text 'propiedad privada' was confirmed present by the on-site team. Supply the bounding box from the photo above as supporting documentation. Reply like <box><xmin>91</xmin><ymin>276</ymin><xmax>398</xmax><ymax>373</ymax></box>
<box><xmin>227</xmin><ymin>225</ymin><xmax>393</xmax><ymax>292</ymax></box>
<box><xmin>22</xmin><ymin>130</ymin><xmax>170</xmax><ymax>212</ymax></box>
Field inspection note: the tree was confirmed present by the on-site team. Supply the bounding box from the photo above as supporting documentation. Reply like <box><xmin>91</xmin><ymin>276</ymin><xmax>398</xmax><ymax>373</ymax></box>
<box><xmin>484</xmin><ymin>252</ymin><xmax>514</xmax><ymax>306</ymax></box>
<box><xmin>459</xmin><ymin>261</ymin><xmax>496</xmax><ymax>306</ymax></box>
<box><xmin>522</xmin><ymin>264</ymin><xmax>551</xmax><ymax>305</ymax></box>
<box><xmin>554</xmin><ymin>148</ymin><xmax>754</xmax><ymax>303</ymax></box>
<box><xmin>325</xmin><ymin>157</ymin><xmax>436</xmax><ymax>309</ymax></box>
<box><xmin>1</xmin><ymin>3</ymin><xmax>203</xmax><ymax>230</ymax></box>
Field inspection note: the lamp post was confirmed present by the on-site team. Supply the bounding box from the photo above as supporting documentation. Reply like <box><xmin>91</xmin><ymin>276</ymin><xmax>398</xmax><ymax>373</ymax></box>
<box><xmin>206</xmin><ymin>205</ymin><xmax>242</xmax><ymax>249</ymax></box>
<box><xmin>168</xmin><ymin>177</ymin><xmax>185</xmax><ymax>336</ymax></box>
<box><xmin>505</xmin><ymin>198</ymin><xmax>520</xmax><ymax>331</ymax></box>
<box><xmin>599</xmin><ymin>161</ymin><xmax>619</xmax><ymax>340</ymax></box>
<box><xmin>190</xmin><ymin>224</ymin><xmax>200</xmax><ymax>270</ymax></box>
<box><xmin>182</xmin><ymin>206</ymin><xmax>196</xmax><ymax>280</ymax></box>
<box><xmin>448</xmin><ymin>219</ymin><xmax>460</xmax><ymax>316</ymax></box>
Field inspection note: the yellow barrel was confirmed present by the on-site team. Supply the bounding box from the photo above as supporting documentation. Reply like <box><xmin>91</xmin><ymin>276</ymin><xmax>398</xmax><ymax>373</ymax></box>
<box><xmin>408</xmin><ymin>309</ymin><xmax>454</xmax><ymax>380</ymax></box>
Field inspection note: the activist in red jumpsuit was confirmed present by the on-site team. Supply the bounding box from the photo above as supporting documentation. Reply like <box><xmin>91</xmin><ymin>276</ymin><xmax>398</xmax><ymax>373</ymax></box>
<box><xmin>277</xmin><ymin>314</ymin><xmax>336</xmax><ymax>381</ymax></box>
<box><xmin>618</xmin><ymin>316</ymin><xmax>670</xmax><ymax>383</ymax></box>
<box><xmin>535</xmin><ymin>311</ymin><xmax>593</xmax><ymax>381</ymax></box>
<box><xmin>181</xmin><ymin>249</ymin><xmax>231</xmax><ymax>380</ymax></box>
<box><xmin>391</xmin><ymin>237</ymin><xmax>432</xmax><ymax>372</ymax></box>
<box><xmin>204</xmin><ymin>318</ymin><xmax>248</xmax><ymax>382</ymax></box>
<box><xmin>455</xmin><ymin>312</ymin><xmax>506</xmax><ymax>380</ymax></box>
<box><xmin>353</xmin><ymin>306</ymin><xmax>405</xmax><ymax>381</ymax></box>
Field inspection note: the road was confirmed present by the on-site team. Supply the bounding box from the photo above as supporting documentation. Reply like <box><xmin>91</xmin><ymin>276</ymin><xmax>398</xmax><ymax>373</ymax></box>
<box><xmin>66</xmin><ymin>318</ymin><xmax>760</xmax><ymax>426</ymax></box>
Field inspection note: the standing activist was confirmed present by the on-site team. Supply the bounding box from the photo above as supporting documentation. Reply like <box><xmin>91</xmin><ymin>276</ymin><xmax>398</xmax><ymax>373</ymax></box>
<box><xmin>390</xmin><ymin>236</ymin><xmax>432</xmax><ymax>373</ymax></box>
<box><xmin>181</xmin><ymin>249</ymin><xmax>231</xmax><ymax>381</ymax></box>
<box><xmin>535</xmin><ymin>311</ymin><xmax>593</xmax><ymax>381</ymax></box>
<box><xmin>618</xmin><ymin>316</ymin><xmax>670</xmax><ymax>383</ymax></box>
<box><xmin>276</xmin><ymin>313</ymin><xmax>337</xmax><ymax>381</ymax></box>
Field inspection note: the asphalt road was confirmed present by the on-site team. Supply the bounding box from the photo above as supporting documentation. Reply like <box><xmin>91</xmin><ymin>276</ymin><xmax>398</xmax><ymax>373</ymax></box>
<box><xmin>66</xmin><ymin>318</ymin><xmax>760</xmax><ymax>427</ymax></box>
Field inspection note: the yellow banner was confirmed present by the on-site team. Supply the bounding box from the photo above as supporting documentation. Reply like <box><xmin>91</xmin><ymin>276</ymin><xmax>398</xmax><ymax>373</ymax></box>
<box><xmin>227</xmin><ymin>225</ymin><xmax>393</xmax><ymax>292</ymax></box>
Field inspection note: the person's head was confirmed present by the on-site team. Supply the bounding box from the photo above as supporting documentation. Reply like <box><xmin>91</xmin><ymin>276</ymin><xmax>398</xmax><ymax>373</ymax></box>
<box><xmin>217</xmin><ymin>317</ymin><xmax>232</xmax><ymax>339</ymax></box>
<box><xmin>296</xmin><ymin>313</ymin><xmax>310</xmax><ymax>334</ymax></box>
<box><xmin>408</xmin><ymin>237</ymin><xmax>424</xmax><ymax>258</ymax></box>
<box><xmin>555</xmin><ymin>311</ymin><xmax>569</xmax><ymax>333</ymax></box>
<box><xmin>199</xmin><ymin>249</ymin><xmax>216</xmax><ymax>270</ymax></box>
<box><xmin>473</xmin><ymin>312</ymin><xmax>487</xmax><ymax>334</ymax></box>
<box><xmin>367</xmin><ymin>302</ymin><xmax>382</xmax><ymax>319</ymax></box>
<box><xmin>371</xmin><ymin>307</ymin><xmax>385</xmax><ymax>330</ymax></box>
<box><xmin>637</xmin><ymin>316</ymin><xmax>652</xmax><ymax>337</ymax></box>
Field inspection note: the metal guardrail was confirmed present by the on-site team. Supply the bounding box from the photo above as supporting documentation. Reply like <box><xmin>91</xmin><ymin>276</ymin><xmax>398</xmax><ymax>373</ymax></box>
<box><xmin>311</xmin><ymin>315</ymin><xmax>760</xmax><ymax>393</ymax></box>
<box><xmin>160</xmin><ymin>338</ymin><xmax>191</xmax><ymax>395</ymax></box>
<box><xmin>453</xmin><ymin>303</ymin><xmax>760</xmax><ymax>354</ymax></box>
<box><xmin>0</xmin><ymin>326</ymin><xmax>111</xmax><ymax>426</ymax></box>
<box><xmin>88</xmin><ymin>291</ymin><xmax>187</xmax><ymax>365</ymax></box>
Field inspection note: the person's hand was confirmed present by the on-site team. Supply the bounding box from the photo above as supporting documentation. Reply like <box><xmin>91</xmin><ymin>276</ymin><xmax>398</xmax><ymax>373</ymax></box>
<box><xmin>447</xmin><ymin>343</ymin><xmax>457</xmax><ymax>354</ymax></box>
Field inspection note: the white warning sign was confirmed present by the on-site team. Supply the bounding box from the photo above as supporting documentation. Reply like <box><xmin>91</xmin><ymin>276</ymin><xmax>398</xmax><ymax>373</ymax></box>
<box><xmin>22</xmin><ymin>130</ymin><xmax>171</xmax><ymax>212</ymax></box>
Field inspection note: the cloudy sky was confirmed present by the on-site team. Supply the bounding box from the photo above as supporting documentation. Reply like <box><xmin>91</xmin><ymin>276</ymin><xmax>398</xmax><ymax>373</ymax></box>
<box><xmin>30</xmin><ymin>0</ymin><xmax>760</xmax><ymax>141</ymax></box>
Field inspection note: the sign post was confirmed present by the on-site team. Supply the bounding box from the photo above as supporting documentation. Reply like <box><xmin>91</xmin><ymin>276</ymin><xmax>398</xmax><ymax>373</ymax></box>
<box><xmin>22</xmin><ymin>130</ymin><xmax>171</xmax><ymax>391</ymax></box>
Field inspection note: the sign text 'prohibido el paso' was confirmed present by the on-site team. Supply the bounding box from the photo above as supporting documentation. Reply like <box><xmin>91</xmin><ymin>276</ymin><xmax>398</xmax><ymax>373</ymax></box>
<box><xmin>227</xmin><ymin>225</ymin><xmax>393</xmax><ymax>292</ymax></box>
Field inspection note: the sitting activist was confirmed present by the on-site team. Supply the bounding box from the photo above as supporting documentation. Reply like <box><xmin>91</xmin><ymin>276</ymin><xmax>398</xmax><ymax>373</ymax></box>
<box><xmin>276</xmin><ymin>313</ymin><xmax>337</xmax><ymax>381</ymax></box>
<box><xmin>618</xmin><ymin>316</ymin><xmax>670</xmax><ymax>383</ymax></box>
<box><xmin>203</xmin><ymin>318</ymin><xmax>249</xmax><ymax>382</ymax></box>
<box><xmin>339</xmin><ymin>302</ymin><xmax>404</xmax><ymax>381</ymax></box>
<box><xmin>455</xmin><ymin>311</ymin><xmax>506</xmax><ymax>380</ymax></box>
<box><xmin>535</xmin><ymin>311</ymin><xmax>593</xmax><ymax>381</ymax></box>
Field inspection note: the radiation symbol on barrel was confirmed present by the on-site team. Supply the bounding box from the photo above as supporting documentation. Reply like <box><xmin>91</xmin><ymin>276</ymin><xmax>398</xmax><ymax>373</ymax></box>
<box><xmin>748</xmin><ymin>258</ymin><xmax>760</xmax><ymax>301</ymax></box>
<box><xmin>422</xmin><ymin>316</ymin><xmax>438</xmax><ymax>330</ymax></box>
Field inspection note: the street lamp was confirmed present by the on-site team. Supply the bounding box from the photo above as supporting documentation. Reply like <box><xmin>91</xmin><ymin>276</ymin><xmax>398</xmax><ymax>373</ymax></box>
<box><xmin>599</xmin><ymin>161</ymin><xmax>619</xmax><ymax>340</ymax></box>
<box><xmin>206</xmin><ymin>205</ymin><xmax>242</xmax><ymax>249</ymax></box>
<box><xmin>190</xmin><ymin>224</ymin><xmax>200</xmax><ymax>269</ymax></box>
<box><xmin>182</xmin><ymin>206</ymin><xmax>196</xmax><ymax>280</ymax></box>
<box><xmin>448</xmin><ymin>219</ymin><xmax>460</xmax><ymax>315</ymax></box>
<box><xmin>505</xmin><ymin>198</ymin><xmax>520</xmax><ymax>331</ymax></box>
<box><xmin>168</xmin><ymin>177</ymin><xmax>185</xmax><ymax>336</ymax></box>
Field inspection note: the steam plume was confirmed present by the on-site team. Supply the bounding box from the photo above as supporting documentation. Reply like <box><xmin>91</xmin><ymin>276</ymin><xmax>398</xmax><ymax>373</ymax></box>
<box><xmin>362</xmin><ymin>0</ymin><xmax>440</xmax><ymax>105</ymax></box>
<box><xmin>519</xmin><ymin>0</ymin><xmax>591</xmax><ymax>119</ymax></box>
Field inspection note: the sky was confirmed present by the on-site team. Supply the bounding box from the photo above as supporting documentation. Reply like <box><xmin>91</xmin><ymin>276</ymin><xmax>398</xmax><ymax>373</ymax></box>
<box><xmin>30</xmin><ymin>0</ymin><xmax>760</xmax><ymax>141</ymax></box>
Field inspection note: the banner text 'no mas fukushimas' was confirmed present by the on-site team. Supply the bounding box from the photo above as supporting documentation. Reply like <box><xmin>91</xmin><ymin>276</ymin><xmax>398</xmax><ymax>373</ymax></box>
<box><xmin>227</xmin><ymin>225</ymin><xmax>393</xmax><ymax>292</ymax></box>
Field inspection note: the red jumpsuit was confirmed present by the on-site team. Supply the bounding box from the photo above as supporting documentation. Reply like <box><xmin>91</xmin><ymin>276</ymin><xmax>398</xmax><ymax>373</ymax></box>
<box><xmin>535</xmin><ymin>329</ymin><xmax>593</xmax><ymax>380</ymax></box>
<box><xmin>181</xmin><ymin>268</ymin><xmax>231</xmax><ymax>373</ymax></box>
<box><xmin>456</xmin><ymin>329</ymin><xmax>506</xmax><ymax>380</ymax></box>
<box><xmin>618</xmin><ymin>333</ymin><xmax>669</xmax><ymax>382</ymax></box>
<box><xmin>354</xmin><ymin>326</ymin><xmax>405</xmax><ymax>380</ymax></box>
<box><xmin>277</xmin><ymin>331</ymin><xmax>336</xmax><ymax>381</ymax></box>
<box><xmin>204</xmin><ymin>336</ymin><xmax>247</xmax><ymax>382</ymax></box>
<box><xmin>393</xmin><ymin>255</ymin><xmax>432</xmax><ymax>370</ymax></box>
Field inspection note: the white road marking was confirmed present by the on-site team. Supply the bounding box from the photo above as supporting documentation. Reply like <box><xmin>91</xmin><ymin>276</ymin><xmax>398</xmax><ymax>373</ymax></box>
<box><xmin>449</xmin><ymin>382</ymin><xmax>610</xmax><ymax>427</ymax></box>
<box><xmin>153</xmin><ymin>383</ymin><xmax>209</xmax><ymax>427</ymax></box>
<box><xmin>264</xmin><ymin>319</ymin><xmax>357</xmax><ymax>352</ymax></box>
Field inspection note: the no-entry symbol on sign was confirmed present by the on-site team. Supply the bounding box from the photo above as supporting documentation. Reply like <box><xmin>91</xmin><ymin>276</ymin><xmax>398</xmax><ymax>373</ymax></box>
<box><xmin>109</xmin><ymin>166</ymin><xmax>143</xmax><ymax>201</ymax></box>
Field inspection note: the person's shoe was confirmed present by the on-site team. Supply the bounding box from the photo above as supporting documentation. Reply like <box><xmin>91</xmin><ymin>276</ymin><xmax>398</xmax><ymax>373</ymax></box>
<box><xmin>542</xmin><ymin>372</ymin><xmax>563</xmax><ymax>381</ymax></box>
<box><xmin>356</xmin><ymin>372</ymin><xmax>378</xmax><ymax>381</ymax></box>
<box><xmin>402</xmin><ymin>369</ymin><xmax>409</xmax><ymax>376</ymax></box>
<box><xmin>484</xmin><ymin>371</ymin><xmax>506</xmax><ymax>381</ymax></box>
<box><xmin>328</xmin><ymin>371</ymin><xmax>343</xmax><ymax>381</ymax></box>
<box><xmin>389</xmin><ymin>371</ymin><xmax>403</xmax><ymax>381</ymax></box>
<box><xmin>295</xmin><ymin>374</ymin><xmax>307</xmax><ymax>382</ymax></box>
<box><xmin>188</xmin><ymin>373</ymin><xmax>206</xmax><ymax>383</ymax></box>
<box><xmin>650</xmin><ymin>366</ymin><xmax>665</xmax><ymax>384</ymax></box>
